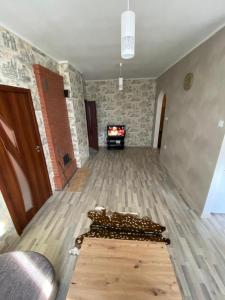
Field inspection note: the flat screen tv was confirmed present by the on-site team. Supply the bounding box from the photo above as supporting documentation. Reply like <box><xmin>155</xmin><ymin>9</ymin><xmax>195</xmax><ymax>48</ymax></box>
<box><xmin>107</xmin><ymin>125</ymin><xmax>125</xmax><ymax>137</ymax></box>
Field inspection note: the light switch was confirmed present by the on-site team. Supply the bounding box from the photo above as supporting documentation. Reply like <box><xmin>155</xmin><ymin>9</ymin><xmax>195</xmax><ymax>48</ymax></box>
<box><xmin>218</xmin><ymin>120</ymin><xmax>224</xmax><ymax>128</ymax></box>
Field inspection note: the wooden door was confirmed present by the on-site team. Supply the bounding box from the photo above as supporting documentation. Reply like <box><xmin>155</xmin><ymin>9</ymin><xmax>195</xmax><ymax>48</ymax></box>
<box><xmin>85</xmin><ymin>100</ymin><xmax>99</xmax><ymax>150</ymax></box>
<box><xmin>0</xmin><ymin>85</ymin><xmax>52</xmax><ymax>234</ymax></box>
<box><xmin>158</xmin><ymin>95</ymin><xmax>167</xmax><ymax>149</ymax></box>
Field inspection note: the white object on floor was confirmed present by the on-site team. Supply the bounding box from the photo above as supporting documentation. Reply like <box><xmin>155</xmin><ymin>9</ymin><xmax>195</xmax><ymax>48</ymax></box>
<box><xmin>119</xmin><ymin>211</ymin><xmax>138</xmax><ymax>215</ymax></box>
<box><xmin>94</xmin><ymin>206</ymin><xmax>105</xmax><ymax>211</ymax></box>
<box><xmin>69</xmin><ymin>247</ymin><xmax>80</xmax><ymax>256</ymax></box>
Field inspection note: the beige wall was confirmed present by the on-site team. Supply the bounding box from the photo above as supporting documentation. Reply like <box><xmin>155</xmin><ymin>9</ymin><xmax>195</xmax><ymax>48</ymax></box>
<box><xmin>85</xmin><ymin>79</ymin><xmax>156</xmax><ymax>146</ymax></box>
<box><xmin>157</xmin><ymin>27</ymin><xmax>225</xmax><ymax>214</ymax></box>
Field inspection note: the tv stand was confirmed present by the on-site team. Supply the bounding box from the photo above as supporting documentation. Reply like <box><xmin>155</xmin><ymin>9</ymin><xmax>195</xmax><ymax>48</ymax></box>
<box><xmin>107</xmin><ymin>136</ymin><xmax>124</xmax><ymax>150</ymax></box>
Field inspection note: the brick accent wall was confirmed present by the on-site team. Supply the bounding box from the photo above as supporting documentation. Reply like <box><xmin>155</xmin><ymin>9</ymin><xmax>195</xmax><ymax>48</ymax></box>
<box><xmin>33</xmin><ymin>64</ymin><xmax>77</xmax><ymax>189</ymax></box>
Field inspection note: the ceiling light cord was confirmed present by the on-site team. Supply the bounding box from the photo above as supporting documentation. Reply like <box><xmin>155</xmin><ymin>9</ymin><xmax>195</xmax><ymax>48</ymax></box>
<box><xmin>119</xmin><ymin>63</ymin><xmax>122</xmax><ymax>77</ymax></box>
<box><xmin>127</xmin><ymin>0</ymin><xmax>130</xmax><ymax>10</ymax></box>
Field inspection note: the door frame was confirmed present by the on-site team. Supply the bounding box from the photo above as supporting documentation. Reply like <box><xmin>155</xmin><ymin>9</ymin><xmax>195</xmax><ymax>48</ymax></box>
<box><xmin>84</xmin><ymin>100</ymin><xmax>99</xmax><ymax>150</ymax></box>
<box><xmin>153</xmin><ymin>91</ymin><xmax>166</xmax><ymax>149</ymax></box>
<box><xmin>0</xmin><ymin>84</ymin><xmax>52</xmax><ymax>234</ymax></box>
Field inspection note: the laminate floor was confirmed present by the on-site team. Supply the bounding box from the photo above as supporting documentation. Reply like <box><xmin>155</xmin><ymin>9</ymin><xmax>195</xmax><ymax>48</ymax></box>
<box><xmin>13</xmin><ymin>148</ymin><xmax>225</xmax><ymax>300</ymax></box>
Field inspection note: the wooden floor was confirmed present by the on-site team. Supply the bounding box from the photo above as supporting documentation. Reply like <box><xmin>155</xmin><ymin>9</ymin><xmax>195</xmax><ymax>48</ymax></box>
<box><xmin>13</xmin><ymin>148</ymin><xmax>225</xmax><ymax>300</ymax></box>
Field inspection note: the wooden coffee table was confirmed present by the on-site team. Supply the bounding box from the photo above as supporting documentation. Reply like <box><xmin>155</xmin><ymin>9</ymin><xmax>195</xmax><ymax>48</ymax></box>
<box><xmin>67</xmin><ymin>238</ymin><xmax>182</xmax><ymax>300</ymax></box>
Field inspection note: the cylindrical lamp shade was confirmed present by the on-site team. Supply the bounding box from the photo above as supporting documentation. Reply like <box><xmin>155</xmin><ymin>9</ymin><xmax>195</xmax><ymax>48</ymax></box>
<box><xmin>121</xmin><ymin>10</ymin><xmax>135</xmax><ymax>59</ymax></box>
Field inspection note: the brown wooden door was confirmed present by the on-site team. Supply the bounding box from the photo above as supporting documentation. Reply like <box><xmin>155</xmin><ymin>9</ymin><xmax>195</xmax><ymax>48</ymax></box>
<box><xmin>85</xmin><ymin>100</ymin><xmax>99</xmax><ymax>150</ymax></box>
<box><xmin>158</xmin><ymin>95</ymin><xmax>167</xmax><ymax>149</ymax></box>
<box><xmin>0</xmin><ymin>85</ymin><xmax>52</xmax><ymax>234</ymax></box>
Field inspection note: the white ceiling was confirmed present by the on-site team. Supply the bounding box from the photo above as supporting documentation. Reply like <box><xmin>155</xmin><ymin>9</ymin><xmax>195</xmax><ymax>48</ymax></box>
<box><xmin>0</xmin><ymin>0</ymin><xmax>225</xmax><ymax>80</ymax></box>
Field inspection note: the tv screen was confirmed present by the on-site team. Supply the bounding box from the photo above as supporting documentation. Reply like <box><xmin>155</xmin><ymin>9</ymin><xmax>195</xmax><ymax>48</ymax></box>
<box><xmin>107</xmin><ymin>125</ymin><xmax>125</xmax><ymax>137</ymax></box>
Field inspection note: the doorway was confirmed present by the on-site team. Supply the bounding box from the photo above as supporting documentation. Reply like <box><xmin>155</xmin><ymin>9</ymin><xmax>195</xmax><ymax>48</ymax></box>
<box><xmin>153</xmin><ymin>92</ymin><xmax>167</xmax><ymax>149</ymax></box>
<box><xmin>203</xmin><ymin>133</ymin><xmax>225</xmax><ymax>216</ymax></box>
<box><xmin>85</xmin><ymin>100</ymin><xmax>99</xmax><ymax>151</ymax></box>
<box><xmin>0</xmin><ymin>85</ymin><xmax>52</xmax><ymax>234</ymax></box>
<box><xmin>158</xmin><ymin>95</ymin><xmax>167</xmax><ymax>149</ymax></box>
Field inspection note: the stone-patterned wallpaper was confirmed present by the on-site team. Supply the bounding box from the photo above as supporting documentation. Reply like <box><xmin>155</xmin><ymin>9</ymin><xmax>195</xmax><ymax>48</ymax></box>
<box><xmin>0</xmin><ymin>25</ymin><xmax>61</xmax><ymax>251</ymax></box>
<box><xmin>84</xmin><ymin>79</ymin><xmax>156</xmax><ymax>146</ymax></box>
<box><xmin>59</xmin><ymin>62</ymin><xmax>89</xmax><ymax>167</ymax></box>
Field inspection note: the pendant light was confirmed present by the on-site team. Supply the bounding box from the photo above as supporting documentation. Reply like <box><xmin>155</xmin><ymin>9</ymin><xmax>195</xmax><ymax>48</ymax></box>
<box><xmin>121</xmin><ymin>0</ymin><xmax>135</xmax><ymax>59</ymax></box>
<box><xmin>118</xmin><ymin>63</ymin><xmax>123</xmax><ymax>91</ymax></box>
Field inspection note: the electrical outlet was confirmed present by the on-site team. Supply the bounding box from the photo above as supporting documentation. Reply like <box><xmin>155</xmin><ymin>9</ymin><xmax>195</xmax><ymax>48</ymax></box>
<box><xmin>218</xmin><ymin>120</ymin><xmax>224</xmax><ymax>128</ymax></box>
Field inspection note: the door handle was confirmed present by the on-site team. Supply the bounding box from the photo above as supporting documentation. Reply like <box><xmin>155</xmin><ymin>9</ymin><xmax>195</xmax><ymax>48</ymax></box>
<box><xmin>35</xmin><ymin>145</ymin><xmax>41</xmax><ymax>152</ymax></box>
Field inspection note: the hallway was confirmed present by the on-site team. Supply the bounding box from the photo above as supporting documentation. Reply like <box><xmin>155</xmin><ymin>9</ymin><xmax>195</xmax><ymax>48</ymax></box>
<box><xmin>13</xmin><ymin>148</ymin><xmax>225</xmax><ymax>300</ymax></box>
